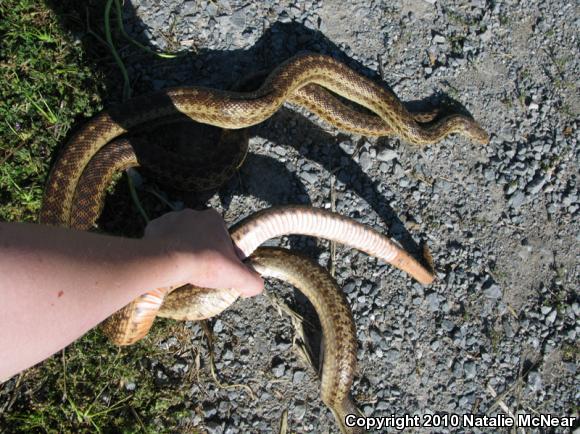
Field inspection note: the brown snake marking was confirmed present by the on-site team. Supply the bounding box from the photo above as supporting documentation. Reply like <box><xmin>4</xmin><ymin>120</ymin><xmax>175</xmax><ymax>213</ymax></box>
<box><xmin>39</xmin><ymin>53</ymin><xmax>488</xmax><ymax>433</ymax></box>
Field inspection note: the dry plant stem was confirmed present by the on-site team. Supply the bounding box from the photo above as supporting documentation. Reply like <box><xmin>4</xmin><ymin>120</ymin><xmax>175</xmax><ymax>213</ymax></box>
<box><xmin>200</xmin><ymin>320</ymin><xmax>255</xmax><ymax>399</ymax></box>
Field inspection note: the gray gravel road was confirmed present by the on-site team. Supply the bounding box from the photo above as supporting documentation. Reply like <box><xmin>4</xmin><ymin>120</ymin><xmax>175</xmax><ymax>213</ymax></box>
<box><xmin>99</xmin><ymin>0</ymin><xmax>579</xmax><ymax>432</ymax></box>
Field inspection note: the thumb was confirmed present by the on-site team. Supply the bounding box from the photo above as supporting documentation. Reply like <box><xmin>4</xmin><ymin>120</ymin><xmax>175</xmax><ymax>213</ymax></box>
<box><xmin>231</xmin><ymin>262</ymin><xmax>264</xmax><ymax>298</ymax></box>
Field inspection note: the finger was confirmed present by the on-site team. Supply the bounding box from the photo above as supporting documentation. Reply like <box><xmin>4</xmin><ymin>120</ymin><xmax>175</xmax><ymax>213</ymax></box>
<box><xmin>231</xmin><ymin>263</ymin><xmax>264</xmax><ymax>298</ymax></box>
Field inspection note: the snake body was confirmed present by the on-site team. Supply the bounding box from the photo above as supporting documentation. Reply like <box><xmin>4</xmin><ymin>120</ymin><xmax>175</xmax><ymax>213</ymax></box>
<box><xmin>39</xmin><ymin>53</ymin><xmax>488</xmax><ymax>432</ymax></box>
<box><xmin>245</xmin><ymin>247</ymin><xmax>360</xmax><ymax>434</ymax></box>
<box><xmin>41</xmin><ymin>53</ymin><xmax>489</xmax><ymax>226</ymax></box>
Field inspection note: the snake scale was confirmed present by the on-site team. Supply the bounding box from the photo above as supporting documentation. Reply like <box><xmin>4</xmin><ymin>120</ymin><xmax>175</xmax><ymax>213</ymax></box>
<box><xmin>40</xmin><ymin>53</ymin><xmax>488</xmax><ymax>432</ymax></box>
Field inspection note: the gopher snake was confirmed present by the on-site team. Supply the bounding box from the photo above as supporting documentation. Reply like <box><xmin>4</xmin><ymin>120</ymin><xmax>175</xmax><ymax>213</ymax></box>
<box><xmin>41</xmin><ymin>53</ymin><xmax>488</xmax><ymax>226</ymax></box>
<box><xmin>40</xmin><ymin>53</ymin><xmax>487</xmax><ymax>432</ymax></box>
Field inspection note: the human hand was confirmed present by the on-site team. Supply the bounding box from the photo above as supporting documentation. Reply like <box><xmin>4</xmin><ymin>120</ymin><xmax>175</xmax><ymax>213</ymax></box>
<box><xmin>144</xmin><ymin>209</ymin><xmax>264</xmax><ymax>297</ymax></box>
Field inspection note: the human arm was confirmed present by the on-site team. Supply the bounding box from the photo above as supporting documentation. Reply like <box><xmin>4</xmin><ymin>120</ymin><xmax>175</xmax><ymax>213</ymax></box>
<box><xmin>0</xmin><ymin>208</ymin><xmax>263</xmax><ymax>381</ymax></box>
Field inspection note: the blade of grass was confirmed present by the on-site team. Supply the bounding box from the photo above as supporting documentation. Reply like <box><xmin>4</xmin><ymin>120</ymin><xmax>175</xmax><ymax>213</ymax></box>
<box><xmin>126</xmin><ymin>171</ymin><xmax>149</xmax><ymax>224</ymax></box>
<box><xmin>113</xmin><ymin>0</ymin><xmax>186</xmax><ymax>59</ymax></box>
<box><xmin>104</xmin><ymin>0</ymin><xmax>131</xmax><ymax>100</ymax></box>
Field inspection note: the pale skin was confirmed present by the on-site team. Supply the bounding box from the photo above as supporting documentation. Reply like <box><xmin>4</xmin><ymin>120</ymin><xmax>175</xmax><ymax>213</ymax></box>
<box><xmin>0</xmin><ymin>209</ymin><xmax>264</xmax><ymax>382</ymax></box>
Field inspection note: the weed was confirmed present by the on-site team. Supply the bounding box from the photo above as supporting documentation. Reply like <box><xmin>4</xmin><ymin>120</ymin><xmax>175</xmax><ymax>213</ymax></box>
<box><xmin>0</xmin><ymin>0</ymin><xmax>103</xmax><ymax>221</ymax></box>
<box><xmin>561</xmin><ymin>343</ymin><xmax>578</xmax><ymax>363</ymax></box>
<box><xmin>489</xmin><ymin>328</ymin><xmax>503</xmax><ymax>354</ymax></box>
<box><xmin>499</xmin><ymin>15</ymin><xmax>510</xmax><ymax>26</ymax></box>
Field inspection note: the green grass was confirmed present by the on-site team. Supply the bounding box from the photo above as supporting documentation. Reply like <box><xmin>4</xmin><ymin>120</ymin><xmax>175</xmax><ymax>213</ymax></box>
<box><xmin>0</xmin><ymin>1</ymin><xmax>205</xmax><ymax>431</ymax></box>
<box><xmin>3</xmin><ymin>324</ymin><xmax>204</xmax><ymax>432</ymax></box>
<box><xmin>0</xmin><ymin>0</ymin><xmax>103</xmax><ymax>222</ymax></box>
<box><xmin>561</xmin><ymin>343</ymin><xmax>578</xmax><ymax>363</ymax></box>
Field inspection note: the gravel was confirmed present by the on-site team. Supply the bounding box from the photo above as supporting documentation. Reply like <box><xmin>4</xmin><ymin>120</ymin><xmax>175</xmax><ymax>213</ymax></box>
<box><xmin>58</xmin><ymin>0</ymin><xmax>580</xmax><ymax>432</ymax></box>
